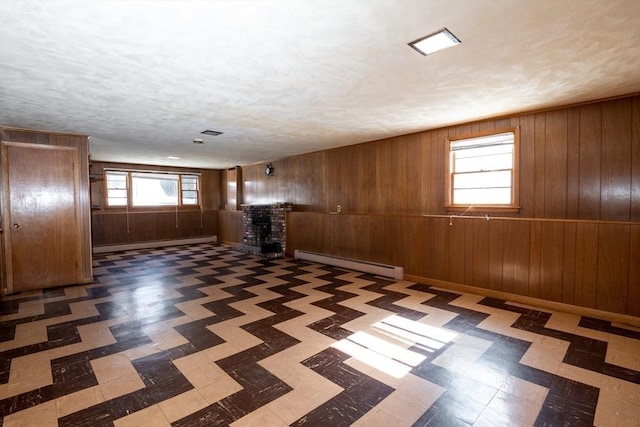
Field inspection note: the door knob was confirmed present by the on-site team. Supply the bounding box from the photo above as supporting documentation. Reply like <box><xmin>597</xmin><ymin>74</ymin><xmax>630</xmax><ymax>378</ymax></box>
<box><xmin>12</xmin><ymin>223</ymin><xmax>20</xmax><ymax>229</ymax></box>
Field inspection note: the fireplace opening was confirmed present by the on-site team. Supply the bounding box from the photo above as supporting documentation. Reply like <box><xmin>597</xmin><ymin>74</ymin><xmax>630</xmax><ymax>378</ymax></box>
<box><xmin>237</xmin><ymin>203</ymin><xmax>291</xmax><ymax>259</ymax></box>
<box><xmin>252</xmin><ymin>213</ymin><xmax>272</xmax><ymax>245</ymax></box>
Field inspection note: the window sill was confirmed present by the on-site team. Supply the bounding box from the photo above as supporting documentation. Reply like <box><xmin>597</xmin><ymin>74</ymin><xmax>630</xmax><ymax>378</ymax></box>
<box><xmin>444</xmin><ymin>205</ymin><xmax>521</xmax><ymax>214</ymax></box>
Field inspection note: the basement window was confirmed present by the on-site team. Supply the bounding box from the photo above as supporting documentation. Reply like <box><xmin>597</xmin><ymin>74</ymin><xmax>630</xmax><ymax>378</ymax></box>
<box><xmin>105</xmin><ymin>170</ymin><xmax>200</xmax><ymax>208</ymax></box>
<box><xmin>445</xmin><ymin>128</ymin><xmax>520</xmax><ymax>212</ymax></box>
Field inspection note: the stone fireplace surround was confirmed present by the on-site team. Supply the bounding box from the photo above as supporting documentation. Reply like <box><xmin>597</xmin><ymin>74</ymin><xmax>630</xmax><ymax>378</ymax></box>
<box><xmin>237</xmin><ymin>203</ymin><xmax>292</xmax><ymax>258</ymax></box>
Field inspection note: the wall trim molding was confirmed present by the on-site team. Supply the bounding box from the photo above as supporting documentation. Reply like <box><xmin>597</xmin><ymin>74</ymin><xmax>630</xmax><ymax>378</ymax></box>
<box><xmin>404</xmin><ymin>274</ymin><xmax>640</xmax><ymax>328</ymax></box>
<box><xmin>92</xmin><ymin>236</ymin><xmax>217</xmax><ymax>254</ymax></box>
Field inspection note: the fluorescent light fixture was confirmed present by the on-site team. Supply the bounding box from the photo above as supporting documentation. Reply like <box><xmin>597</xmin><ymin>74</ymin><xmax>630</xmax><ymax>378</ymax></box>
<box><xmin>201</xmin><ymin>130</ymin><xmax>223</xmax><ymax>136</ymax></box>
<box><xmin>409</xmin><ymin>27</ymin><xmax>461</xmax><ymax>56</ymax></box>
<box><xmin>167</xmin><ymin>156</ymin><xmax>181</xmax><ymax>160</ymax></box>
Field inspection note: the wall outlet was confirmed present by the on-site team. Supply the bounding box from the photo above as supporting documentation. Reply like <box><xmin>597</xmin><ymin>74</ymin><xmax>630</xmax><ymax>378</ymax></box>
<box><xmin>337</xmin><ymin>205</ymin><xmax>341</xmax><ymax>213</ymax></box>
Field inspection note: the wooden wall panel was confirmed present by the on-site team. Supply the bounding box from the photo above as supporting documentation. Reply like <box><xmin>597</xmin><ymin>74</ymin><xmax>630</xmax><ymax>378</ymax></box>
<box><xmin>578</xmin><ymin>103</ymin><xmax>602</xmax><ymax>219</ymax></box>
<box><xmin>229</xmin><ymin>94</ymin><xmax>640</xmax><ymax>317</ymax></box>
<box><xmin>539</xmin><ymin>222</ymin><xmax>564</xmax><ymax>302</ymax></box>
<box><xmin>447</xmin><ymin>219</ymin><xmax>466</xmax><ymax>284</ymax></box>
<box><xmin>601</xmin><ymin>99</ymin><xmax>632</xmax><ymax>220</ymax></box>
<box><xmin>217</xmin><ymin>210</ymin><xmax>242</xmax><ymax>244</ymax></box>
<box><xmin>236</xmin><ymin>95</ymin><xmax>638</xmax><ymax>222</ymax></box>
<box><xmin>488</xmin><ymin>220</ymin><xmax>504</xmax><ymax>291</ymax></box>
<box><xmin>90</xmin><ymin>161</ymin><xmax>222</xmax><ymax>246</ymax></box>
<box><xmin>631</xmin><ymin>97</ymin><xmax>640</xmax><ymax>221</ymax></box>
<box><xmin>597</xmin><ymin>224</ymin><xmax>629</xmax><ymax>313</ymax></box>
<box><xmin>286</xmin><ymin>214</ymin><xmax>638</xmax><ymax>316</ymax></box>
<box><xmin>533</xmin><ymin>113</ymin><xmax>546</xmax><ymax>217</ymax></box>
<box><xmin>544</xmin><ymin>109</ymin><xmax>568</xmax><ymax>218</ymax></box>
<box><xmin>91</xmin><ymin>210</ymin><xmax>217</xmax><ymax>246</ymax></box>
<box><xmin>574</xmin><ymin>223</ymin><xmax>598</xmax><ymax>309</ymax></box>
<box><xmin>528</xmin><ymin>222</ymin><xmax>542</xmax><ymax>298</ymax></box>
<box><xmin>562</xmin><ymin>223</ymin><xmax>577</xmax><ymax>305</ymax></box>
<box><xmin>566</xmin><ymin>108</ymin><xmax>581</xmax><ymax>218</ymax></box>
<box><xmin>628</xmin><ymin>225</ymin><xmax>640</xmax><ymax>317</ymax></box>
<box><xmin>518</xmin><ymin>115</ymin><xmax>535</xmax><ymax>218</ymax></box>
<box><xmin>423</xmin><ymin>217</ymin><xmax>449</xmax><ymax>280</ymax></box>
<box><xmin>503</xmin><ymin>220</ymin><xmax>531</xmax><ymax>296</ymax></box>
<box><xmin>472</xmin><ymin>219</ymin><xmax>490</xmax><ymax>289</ymax></box>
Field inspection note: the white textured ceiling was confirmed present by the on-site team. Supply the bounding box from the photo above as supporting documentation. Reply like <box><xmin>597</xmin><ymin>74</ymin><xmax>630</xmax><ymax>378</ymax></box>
<box><xmin>1</xmin><ymin>0</ymin><xmax>639</xmax><ymax>169</ymax></box>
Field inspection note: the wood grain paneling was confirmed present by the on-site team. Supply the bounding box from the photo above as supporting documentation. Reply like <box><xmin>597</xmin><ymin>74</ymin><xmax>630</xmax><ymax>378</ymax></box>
<box><xmin>574</xmin><ymin>223</ymin><xmax>598</xmax><ymax>308</ymax></box>
<box><xmin>632</xmin><ymin>97</ymin><xmax>640</xmax><ymax>221</ymax></box>
<box><xmin>0</xmin><ymin>127</ymin><xmax>93</xmax><ymax>284</ymax></box>
<box><xmin>596</xmin><ymin>223</ymin><xmax>630</xmax><ymax>313</ymax></box>
<box><xmin>239</xmin><ymin>95</ymin><xmax>638</xmax><ymax>222</ymax></box>
<box><xmin>488</xmin><ymin>220</ymin><xmax>504</xmax><ymax>291</ymax></box>
<box><xmin>544</xmin><ymin>110</ymin><xmax>568</xmax><ymax>218</ymax></box>
<box><xmin>518</xmin><ymin>115</ymin><xmax>535</xmax><ymax>218</ymax></box>
<box><xmin>216</xmin><ymin>210</ymin><xmax>242</xmax><ymax>244</ymax></box>
<box><xmin>629</xmin><ymin>226</ymin><xmax>640</xmax><ymax>317</ymax></box>
<box><xmin>228</xmin><ymin>94</ymin><xmax>640</xmax><ymax>317</ymax></box>
<box><xmin>578</xmin><ymin>103</ymin><xmax>602</xmax><ymax>219</ymax></box>
<box><xmin>539</xmin><ymin>222</ymin><xmax>564</xmax><ymax>302</ymax></box>
<box><xmin>566</xmin><ymin>108</ymin><xmax>581</xmax><ymax>218</ymax></box>
<box><xmin>533</xmin><ymin>113</ymin><xmax>547</xmax><ymax>218</ymax></box>
<box><xmin>89</xmin><ymin>161</ymin><xmax>221</xmax><ymax>246</ymax></box>
<box><xmin>601</xmin><ymin>99</ymin><xmax>632</xmax><ymax>220</ymax></box>
<box><xmin>287</xmin><ymin>214</ymin><xmax>638</xmax><ymax>316</ymax></box>
<box><xmin>562</xmin><ymin>223</ymin><xmax>577</xmax><ymax>305</ymax></box>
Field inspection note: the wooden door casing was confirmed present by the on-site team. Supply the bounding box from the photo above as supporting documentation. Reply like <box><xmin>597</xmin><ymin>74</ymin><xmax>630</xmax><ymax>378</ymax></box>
<box><xmin>1</xmin><ymin>141</ymin><xmax>83</xmax><ymax>293</ymax></box>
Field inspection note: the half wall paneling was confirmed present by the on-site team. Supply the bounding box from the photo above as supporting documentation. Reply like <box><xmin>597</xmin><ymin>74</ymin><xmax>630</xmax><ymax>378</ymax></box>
<box><xmin>287</xmin><ymin>213</ymin><xmax>640</xmax><ymax>317</ymax></box>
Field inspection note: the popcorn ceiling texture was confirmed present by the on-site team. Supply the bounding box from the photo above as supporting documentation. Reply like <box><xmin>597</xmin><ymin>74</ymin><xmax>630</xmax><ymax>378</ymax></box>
<box><xmin>0</xmin><ymin>0</ymin><xmax>638</xmax><ymax>169</ymax></box>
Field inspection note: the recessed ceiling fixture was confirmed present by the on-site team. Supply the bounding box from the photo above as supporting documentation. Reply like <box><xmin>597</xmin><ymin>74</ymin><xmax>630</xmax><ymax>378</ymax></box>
<box><xmin>167</xmin><ymin>156</ymin><xmax>181</xmax><ymax>160</ymax></box>
<box><xmin>201</xmin><ymin>130</ymin><xmax>223</xmax><ymax>136</ymax></box>
<box><xmin>408</xmin><ymin>27</ymin><xmax>461</xmax><ymax>56</ymax></box>
<box><xmin>193</xmin><ymin>138</ymin><xmax>204</xmax><ymax>144</ymax></box>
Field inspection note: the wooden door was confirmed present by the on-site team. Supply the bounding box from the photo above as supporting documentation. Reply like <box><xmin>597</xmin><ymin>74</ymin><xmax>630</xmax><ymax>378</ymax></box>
<box><xmin>1</xmin><ymin>141</ymin><xmax>82</xmax><ymax>293</ymax></box>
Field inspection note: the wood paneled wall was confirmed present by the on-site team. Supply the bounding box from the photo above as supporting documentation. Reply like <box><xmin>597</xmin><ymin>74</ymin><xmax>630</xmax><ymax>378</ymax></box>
<box><xmin>0</xmin><ymin>127</ymin><xmax>93</xmax><ymax>283</ymax></box>
<box><xmin>217</xmin><ymin>210</ymin><xmax>243</xmax><ymax>245</ymax></box>
<box><xmin>287</xmin><ymin>213</ymin><xmax>640</xmax><ymax>317</ymax></box>
<box><xmin>222</xmin><ymin>94</ymin><xmax>640</xmax><ymax>316</ymax></box>
<box><xmin>90</xmin><ymin>161</ymin><xmax>221</xmax><ymax>246</ymax></box>
<box><xmin>238</xmin><ymin>96</ymin><xmax>640</xmax><ymax>221</ymax></box>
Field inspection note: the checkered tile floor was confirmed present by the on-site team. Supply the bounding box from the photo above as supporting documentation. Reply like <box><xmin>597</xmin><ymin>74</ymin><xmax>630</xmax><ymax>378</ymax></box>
<box><xmin>1</xmin><ymin>243</ymin><xmax>639</xmax><ymax>426</ymax></box>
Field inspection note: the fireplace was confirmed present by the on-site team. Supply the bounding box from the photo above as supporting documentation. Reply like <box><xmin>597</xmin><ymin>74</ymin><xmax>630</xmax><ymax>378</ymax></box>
<box><xmin>238</xmin><ymin>203</ymin><xmax>292</xmax><ymax>258</ymax></box>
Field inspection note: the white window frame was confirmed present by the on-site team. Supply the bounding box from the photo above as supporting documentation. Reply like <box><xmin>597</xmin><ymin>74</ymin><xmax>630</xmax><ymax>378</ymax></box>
<box><xmin>445</xmin><ymin>127</ymin><xmax>520</xmax><ymax>213</ymax></box>
<box><xmin>105</xmin><ymin>169</ymin><xmax>200</xmax><ymax>208</ymax></box>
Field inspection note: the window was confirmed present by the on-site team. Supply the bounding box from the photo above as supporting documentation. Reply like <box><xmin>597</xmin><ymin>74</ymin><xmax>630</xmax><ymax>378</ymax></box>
<box><xmin>445</xmin><ymin>128</ymin><xmax>520</xmax><ymax>211</ymax></box>
<box><xmin>105</xmin><ymin>170</ymin><xmax>200</xmax><ymax>207</ymax></box>
<box><xmin>106</xmin><ymin>171</ymin><xmax>128</xmax><ymax>206</ymax></box>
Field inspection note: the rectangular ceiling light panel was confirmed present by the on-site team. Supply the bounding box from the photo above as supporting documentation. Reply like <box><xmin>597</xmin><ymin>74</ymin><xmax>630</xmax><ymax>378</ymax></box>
<box><xmin>201</xmin><ymin>130</ymin><xmax>223</xmax><ymax>136</ymax></box>
<box><xmin>409</xmin><ymin>27</ymin><xmax>461</xmax><ymax>56</ymax></box>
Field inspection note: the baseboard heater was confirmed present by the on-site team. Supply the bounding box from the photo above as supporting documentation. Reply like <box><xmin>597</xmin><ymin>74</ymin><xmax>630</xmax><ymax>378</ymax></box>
<box><xmin>93</xmin><ymin>236</ymin><xmax>217</xmax><ymax>254</ymax></box>
<box><xmin>294</xmin><ymin>250</ymin><xmax>404</xmax><ymax>280</ymax></box>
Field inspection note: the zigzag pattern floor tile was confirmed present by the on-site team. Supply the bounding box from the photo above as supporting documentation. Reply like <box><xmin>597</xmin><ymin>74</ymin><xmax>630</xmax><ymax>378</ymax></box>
<box><xmin>1</xmin><ymin>243</ymin><xmax>639</xmax><ymax>426</ymax></box>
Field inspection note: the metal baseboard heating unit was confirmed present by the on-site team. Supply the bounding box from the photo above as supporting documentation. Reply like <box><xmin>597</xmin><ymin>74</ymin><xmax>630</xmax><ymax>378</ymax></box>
<box><xmin>294</xmin><ymin>250</ymin><xmax>404</xmax><ymax>280</ymax></box>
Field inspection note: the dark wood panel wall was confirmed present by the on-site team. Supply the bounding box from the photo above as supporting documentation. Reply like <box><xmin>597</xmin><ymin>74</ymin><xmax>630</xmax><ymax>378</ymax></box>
<box><xmin>222</xmin><ymin>94</ymin><xmax>640</xmax><ymax>316</ymax></box>
<box><xmin>0</xmin><ymin>127</ymin><xmax>93</xmax><ymax>283</ymax></box>
<box><xmin>90</xmin><ymin>161</ymin><xmax>221</xmax><ymax>246</ymax></box>
<box><xmin>238</xmin><ymin>96</ymin><xmax>640</xmax><ymax>220</ymax></box>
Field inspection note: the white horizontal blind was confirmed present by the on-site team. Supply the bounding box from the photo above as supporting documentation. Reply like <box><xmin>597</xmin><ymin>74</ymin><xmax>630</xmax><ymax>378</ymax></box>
<box><xmin>450</xmin><ymin>132</ymin><xmax>515</xmax><ymax>205</ymax></box>
<box><xmin>105</xmin><ymin>171</ymin><xmax>128</xmax><ymax>206</ymax></box>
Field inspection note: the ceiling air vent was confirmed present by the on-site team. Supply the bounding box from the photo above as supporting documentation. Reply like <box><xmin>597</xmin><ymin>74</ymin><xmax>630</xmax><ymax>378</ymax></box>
<box><xmin>201</xmin><ymin>130</ymin><xmax>223</xmax><ymax>136</ymax></box>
